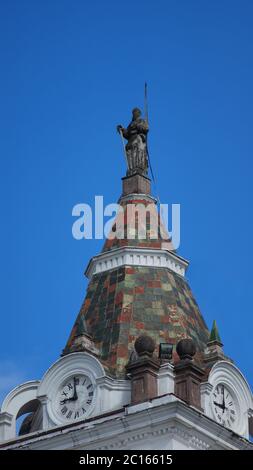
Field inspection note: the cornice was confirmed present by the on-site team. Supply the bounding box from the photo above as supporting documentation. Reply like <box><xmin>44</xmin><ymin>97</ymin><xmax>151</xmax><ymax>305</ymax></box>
<box><xmin>85</xmin><ymin>246</ymin><xmax>189</xmax><ymax>278</ymax></box>
<box><xmin>2</xmin><ymin>396</ymin><xmax>252</xmax><ymax>450</ymax></box>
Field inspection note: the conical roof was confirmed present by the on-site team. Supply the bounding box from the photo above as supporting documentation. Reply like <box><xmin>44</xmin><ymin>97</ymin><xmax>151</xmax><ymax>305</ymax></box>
<box><xmin>63</xmin><ymin>173</ymin><xmax>210</xmax><ymax>377</ymax></box>
<box><xmin>209</xmin><ymin>320</ymin><xmax>222</xmax><ymax>344</ymax></box>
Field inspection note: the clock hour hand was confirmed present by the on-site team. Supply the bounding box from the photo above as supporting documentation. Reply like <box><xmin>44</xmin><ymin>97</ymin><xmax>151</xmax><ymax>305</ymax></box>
<box><xmin>60</xmin><ymin>397</ymin><xmax>72</xmax><ymax>405</ymax></box>
<box><xmin>213</xmin><ymin>401</ymin><xmax>225</xmax><ymax>409</ymax></box>
<box><xmin>60</xmin><ymin>395</ymin><xmax>77</xmax><ymax>405</ymax></box>
<box><xmin>60</xmin><ymin>378</ymin><xmax>78</xmax><ymax>405</ymax></box>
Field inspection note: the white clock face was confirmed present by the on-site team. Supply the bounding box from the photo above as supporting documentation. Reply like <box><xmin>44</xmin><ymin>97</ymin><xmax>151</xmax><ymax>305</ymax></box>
<box><xmin>56</xmin><ymin>374</ymin><xmax>95</xmax><ymax>421</ymax></box>
<box><xmin>211</xmin><ymin>384</ymin><xmax>238</xmax><ymax>429</ymax></box>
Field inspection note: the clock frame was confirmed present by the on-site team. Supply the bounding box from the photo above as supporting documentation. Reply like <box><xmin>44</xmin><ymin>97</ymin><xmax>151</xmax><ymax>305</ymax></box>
<box><xmin>211</xmin><ymin>383</ymin><xmax>239</xmax><ymax>430</ymax></box>
<box><xmin>37</xmin><ymin>353</ymin><xmax>103</xmax><ymax>426</ymax></box>
<box><xmin>56</xmin><ymin>373</ymin><xmax>95</xmax><ymax>422</ymax></box>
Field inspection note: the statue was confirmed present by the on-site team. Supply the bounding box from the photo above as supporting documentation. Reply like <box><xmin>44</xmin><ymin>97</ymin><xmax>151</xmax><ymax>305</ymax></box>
<box><xmin>117</xmin><ymin>108</ymin><xmax>149</xmax><ymax>177</ymax></box>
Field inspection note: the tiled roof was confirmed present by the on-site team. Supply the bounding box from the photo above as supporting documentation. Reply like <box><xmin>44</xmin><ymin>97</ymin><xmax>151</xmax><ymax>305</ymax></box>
<box><xmin>64</xmin><ymin>181</ymin><xmax>210</xmax><ymax>377</ymax></box>
<box><xmin>64</xmin><ymin>264</ymin><xmax>209</xmax><ymax>377</ymax></box>
<box><xmin>101</xmin><ymin>195</ymin><xmax>173</xmax><ymax>253</ymax></box>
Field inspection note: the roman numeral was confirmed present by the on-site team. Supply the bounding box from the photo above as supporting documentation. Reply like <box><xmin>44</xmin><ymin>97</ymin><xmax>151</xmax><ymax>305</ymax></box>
<box><xmin>74</xmin><ymin>411</ymin><xmax>79</xmax><ymax>419</ymax></box>
<box><xmin>67</xmin><ymin>383</ymin><xmax>73</xmax><ymax>390</ymax></box>
<box><xmin>228</xmin><ymin>401</ymin><xmax>233</xmax><ymax>407</ymax></box>
<box><xmin>82</xmin><ymin>407</ymin><xmax>86</xmax><ymax>414</ymax></box>
<box><xmin>87</xmin><ymin>383</ymin><xmax>93</xmax><ymax>389</ymax></box>
<box><xmin>61</xmin><ymin>406</ymin><xmax>68</xmax><ymax>415</ymax></box>
<box><xmin>87</xmin><ymin>399</ymin><xmax>92</xmax><ymax>404</ymax></box>
<box><xmin>82</xmin><ymin>379</ymin><xmax>86</xmax><ymax>385</ymax></box>
<box><xmin>66</xmin><ymin>410</ymin><xmax>72</xmax><ymax>419</ymax></box>
<box><xmin>62</xmin><ymin>391</ymin><xmax>68</xmax><ymax>397</ymax></box>
<box><xmin>88</xmin><ymin>391</ymin><xmax>94</xmax><ymax>397</ymax></box>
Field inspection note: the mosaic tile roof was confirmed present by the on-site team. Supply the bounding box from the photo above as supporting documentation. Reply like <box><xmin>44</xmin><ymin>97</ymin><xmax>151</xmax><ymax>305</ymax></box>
<box><xmin>101</xmin><ymin>195</ymin><xmax>174</xmax><ymax>253</ymax></box>
<box><xmin>64</xmin><ymin>265</ymin><xmax>209</xmax><ymax>377</ymax></box>
<box><xmin>64</xmin><ymin>179</ymin><xmax>210</xmax><ymax>377</ymax></box>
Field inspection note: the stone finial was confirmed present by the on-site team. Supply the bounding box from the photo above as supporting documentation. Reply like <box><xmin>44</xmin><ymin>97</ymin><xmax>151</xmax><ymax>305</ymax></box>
<box><xmin>176</xmin><ymin>338</ymin><xmax>196</xmax><ymax>361</ymax></box>
<box><xmin>135</xmin><ymin>335</ymin><xmax>156</xmax><ymax>358</ymax></box>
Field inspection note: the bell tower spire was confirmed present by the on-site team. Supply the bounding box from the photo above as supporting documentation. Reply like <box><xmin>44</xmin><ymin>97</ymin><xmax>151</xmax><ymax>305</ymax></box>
<box><xmin>63</xmin><ymin>106</ymin><xmax>210</xmax><ymax>376</ymax></box>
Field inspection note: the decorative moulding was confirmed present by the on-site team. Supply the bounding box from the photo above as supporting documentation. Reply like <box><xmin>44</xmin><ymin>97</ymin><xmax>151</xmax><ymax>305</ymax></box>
<box><xmin>202</xmin><ymin>360</ymin><xmax>253</xmax><ymax>438</ymax></box>
<box><xmin>37</xmin><ymin>352</ymin><xmax>105</xmax><ymax>427</ymax></box>
<box><xmin>1</xmin><ymin>396</ymin><xmax>252</xmax><ymax>450</ymax></box>
<box><xmin>85</xmin><ymin>247</ymin><xmax>189</xmax><ymax>279</ymax></box>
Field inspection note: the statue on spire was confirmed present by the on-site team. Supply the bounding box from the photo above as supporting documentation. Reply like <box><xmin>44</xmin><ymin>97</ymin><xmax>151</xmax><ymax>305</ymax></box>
<box><xmin>117</xmin><ymin>107</ymin><xmax>149</xmax><ymax>177</ymax></box>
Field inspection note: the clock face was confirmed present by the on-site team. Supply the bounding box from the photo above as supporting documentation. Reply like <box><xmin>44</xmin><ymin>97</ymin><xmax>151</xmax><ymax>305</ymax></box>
<box><xmin>56</xmin><ymin>374</ymin><xmax>95</xmax><ymax>421</ymax></box>
<box><xmin>211</xmin><ymin>384</ymin><xmax>238</xmax><ymax>429</ymax></box>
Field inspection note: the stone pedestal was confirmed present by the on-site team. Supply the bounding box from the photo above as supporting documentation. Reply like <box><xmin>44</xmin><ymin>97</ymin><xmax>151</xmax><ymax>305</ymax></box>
<box><xmin>62</xmin><ymin>333</ymin><xmax>99</xmax><ymax>357</ymax></box>
<box><xmin>203</xmin><ymin>339</ymin><xmax>231</xmax><ymax>367</ymax></box>
<box><xmin>174</xmin><ymin>359</ymin><xmax>205</xmax><ymax>410</ymax></box>
<box><xmin>126</xmin><ymin>356</ymin><xmax>160</xmax><ymax>405</ymax></box>
<box><xmin>0</xmin><ymin>412</ymin><xmax>13</xmax><ymax>441</ymax></box>
<box><xmin>122</xmin><ymin>173</ymin><xmax>151</xmax><ymax>196</ymax></box>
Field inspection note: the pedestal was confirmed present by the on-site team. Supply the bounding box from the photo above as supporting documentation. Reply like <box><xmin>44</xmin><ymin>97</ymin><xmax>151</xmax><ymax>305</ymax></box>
<box><xmin>122</xmin><ymin>173</ymin><xmax>151</xmax><ymax>196</ymax></box>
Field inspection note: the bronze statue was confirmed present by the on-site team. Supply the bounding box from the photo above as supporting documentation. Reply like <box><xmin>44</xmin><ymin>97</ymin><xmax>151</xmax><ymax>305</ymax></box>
<box><xmin>117</xmin><ymin>108</ymin><xmax>149</xmax><ymax>176</ymax></box>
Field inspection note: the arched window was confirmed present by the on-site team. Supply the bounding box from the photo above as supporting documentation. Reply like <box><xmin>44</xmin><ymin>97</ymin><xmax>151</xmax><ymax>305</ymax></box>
<box><xmin>16</xmin><ymin>398</ymin><xmax>41</xmax><ymax>436</ymax></box>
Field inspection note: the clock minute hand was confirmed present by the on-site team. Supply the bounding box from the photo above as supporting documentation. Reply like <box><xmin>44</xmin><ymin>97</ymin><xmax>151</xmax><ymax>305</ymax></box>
<box><xmin>222</xmin><ymin>386</ymin><xmax>226</xmax><ymax>413</ymax></box>
<box><xmin>71</xmin><ymin>377</ymin><xmax>78</xmax><ymax>401</ymax></box>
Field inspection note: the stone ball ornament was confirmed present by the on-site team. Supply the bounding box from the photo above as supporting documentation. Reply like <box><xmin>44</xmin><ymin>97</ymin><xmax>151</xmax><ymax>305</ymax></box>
<box><xmin>135</xmin><ymin>335</ymin><xmax>156</xmax><ymax>357</ymax></box>
<box><xmin>176</xmin><ymin>338</ymin><xmax>196</xmax><ymax>360</ymax></box>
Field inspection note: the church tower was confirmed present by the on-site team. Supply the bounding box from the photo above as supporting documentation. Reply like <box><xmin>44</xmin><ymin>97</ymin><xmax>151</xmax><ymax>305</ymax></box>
<box><xmin>0</xmin><ymin>108</ymin><xmax>252</xmax><ymax>450</ymax></box>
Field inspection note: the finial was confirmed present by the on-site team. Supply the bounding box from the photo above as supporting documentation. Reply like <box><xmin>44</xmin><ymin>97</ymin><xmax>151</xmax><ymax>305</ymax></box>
<box><xmin>134</xmin><ymin>335</ymin><xmax>156</xmax><ymax>358</ymax></box>
<box><xmin>176</xmin><ymin>338</ymin><xmax>196</xmax><ymax>361</ymax></box>
<box><xmin>203</xmin><ymin>319</ymin><xmax>227</xmax><ymax>365</ymax></box>
<box><xmin>209</xmin><ymin>320</ymin><xmax>222</xmax><ymax>345</ymax></box>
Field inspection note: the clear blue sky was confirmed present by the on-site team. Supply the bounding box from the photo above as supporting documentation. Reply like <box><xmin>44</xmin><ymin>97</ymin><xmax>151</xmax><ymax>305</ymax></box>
<box><xmin>0</xmin><ymin>0</ymin><xmax>252</xmax><ymax>403</ymax></box>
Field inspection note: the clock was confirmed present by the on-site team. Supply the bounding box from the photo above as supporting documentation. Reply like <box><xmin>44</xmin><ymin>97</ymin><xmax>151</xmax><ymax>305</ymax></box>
<box><xmin>211</xmin><ymin>383</ymin><xmax>238</xmax><ymax>430</ymax></box>
<box><xmin>56</xmin><ymin>374</ymin><xmax>95</xmax><ymax>421</ymax></box>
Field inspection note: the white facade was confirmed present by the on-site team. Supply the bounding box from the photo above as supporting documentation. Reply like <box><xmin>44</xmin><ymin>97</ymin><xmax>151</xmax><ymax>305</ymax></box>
<box><xmin>0</xmin><ymin>352</ymin><xmax>252</xmax><ymax>450</ymax></box>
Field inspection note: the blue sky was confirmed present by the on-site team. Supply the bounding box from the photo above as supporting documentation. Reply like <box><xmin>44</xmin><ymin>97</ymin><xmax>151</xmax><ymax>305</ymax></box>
<box><xmin>0</xmin><ymin>0</ymin><xmax>252</xmax><ymax>403</ymax></box>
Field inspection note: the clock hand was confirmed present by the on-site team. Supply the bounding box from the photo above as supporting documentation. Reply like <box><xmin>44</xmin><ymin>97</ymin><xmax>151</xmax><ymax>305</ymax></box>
<box><xmin>213</xmin><ymin>401</ymin><xmax>225</xmax><ymax>409</ymax></box>
<box><xmin>60</xmin><ymin>395</ymin><xmax>77</xmax><ymax>405</ymax></box>
<box><xmin>60</xmin><ymin>397</ymin><xmax>72</xmax><ymax>405</ymax></box>
<box><xmin>72</xmin><ymin>376</ymin><xmax>78</xmax><ymax>401</ymax></box>
<box><xmin>222</xmin><ymin>385</ymin><xmax>226</xmax><ymax>413</ymax></box>
<box><xmin>60</xmin><ymin>378</ymin><xmax>79</xmax><ymax>405</ymax></box>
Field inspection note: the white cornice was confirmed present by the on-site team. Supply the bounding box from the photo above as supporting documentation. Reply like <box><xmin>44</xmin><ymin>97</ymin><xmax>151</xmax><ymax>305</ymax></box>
<box><xmin>85</xmin><ymin>247</ymin><xmax>189</xmax><ymax>279</ymax></box>
<box><xmin>1</xmin><ymin>397</ymin><xmax>252</xmax><ymax>450</ymax></box>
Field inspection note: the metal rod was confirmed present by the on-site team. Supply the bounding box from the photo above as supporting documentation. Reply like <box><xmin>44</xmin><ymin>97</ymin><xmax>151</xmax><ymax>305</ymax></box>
<box><xmin>119</xmin><ymin>129</ymin><xmax>129</xmax><ymax>170</ymax></box>
<box><xmin>144</xmin><ymin>82</ymin><xmax>149</xmax><ymax>124</ymax></box>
